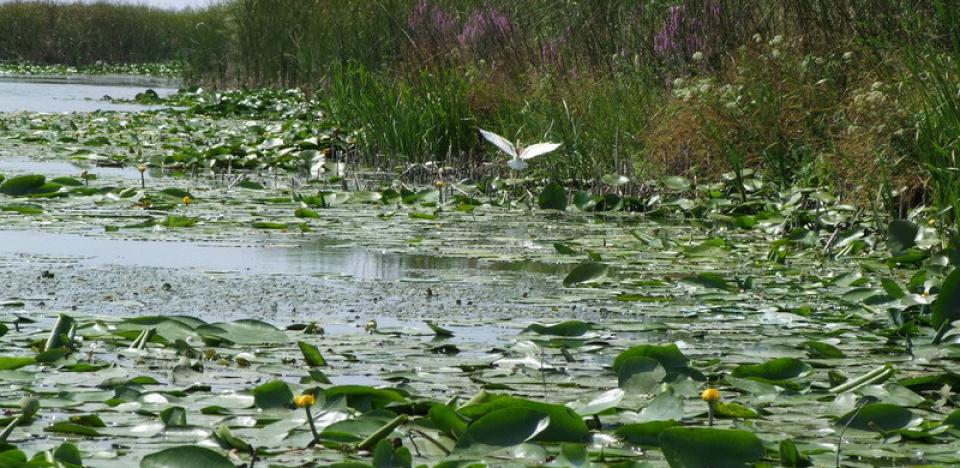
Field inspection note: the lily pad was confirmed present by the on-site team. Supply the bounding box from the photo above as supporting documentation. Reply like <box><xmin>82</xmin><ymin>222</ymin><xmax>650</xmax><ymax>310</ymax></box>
<box><xmin>658</xmin><ymin>427</ymin><xmax>765</xmax><ymax>468</ymax></box>
<box><xmin>140</xmin><ymin>445</ymin><xmax>235</xmax><ymax>468</ymax></box>
<box><xmin>454</xmin><ymin>408</ymin><xmax>549</xmax><ymax>453</ymax></box>
<box><xmin>252</xmin><ymin>380</ymin><xmax>293</xmax><ymax>410</ymax></box>
<box><xmin>836</xmin><ymin>403</ymin><xmax>917</xmax><ymax>432</ymax></box>
<box><xmin>562</xmin><ymin>262</ymin><xmax>608</xmax><ymax>287</ymax></box>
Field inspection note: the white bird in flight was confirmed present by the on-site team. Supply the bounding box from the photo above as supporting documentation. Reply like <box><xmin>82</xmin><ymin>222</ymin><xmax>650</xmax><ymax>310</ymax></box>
<box><xmin>479</xmin><ymin>128</ymin><xmax>561</xmax><ymax>171</ymax></box>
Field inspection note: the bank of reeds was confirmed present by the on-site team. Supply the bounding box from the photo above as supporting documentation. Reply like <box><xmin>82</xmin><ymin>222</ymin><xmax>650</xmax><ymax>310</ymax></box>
<box><xmin>0</xmin><ymin>0</ymin><xmax>216</xmax><ymax>65</ymax></box>
<box><xmin>3</xmin><ymin>0</ymin><xmax>959</xmax><ymax>225</ymax></box>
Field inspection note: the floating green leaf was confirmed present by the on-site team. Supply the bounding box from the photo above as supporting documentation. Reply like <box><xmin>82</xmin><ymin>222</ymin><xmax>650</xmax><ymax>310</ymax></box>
<box><xmin>298</xmin><ymin>341</ymin><xmax>327</xmax><ymax>367</ymax></box>
<box><xmin>887</xmin><ymin>220</ymin><xmax>918</xmax><ymax>255</ymax></box>
<box><xmin>932</xmin><ymin>268</ymin><xmax>960</xmax><ymax>334</ymax></box>
<box><xmin>732</xmin><ymin>357</ymin><xmax>811</xmax><ymax>382</ymax></box>
<box><xmin>658</xmin><ymin>427</ymin><xmax>764</xmax><ymax>468</ymax></box>
<box><xmin>615</xmin><ymin>420</ymin><xmax>681</xmax><ymax>446</ymax></box>
<box><xmin>562</xmin><ymin>262</ymin><xmax>608</xmax><ymax>287</ymax></box>
<box><xmin>454</xmin><ymin>408</ymin><xmax>549</xmax><ymax>453</ymax></box>
<box><xmin>458</xmin><ymin>395</ymin><xmax>589</xmax><ymax>443</ymax></box>
<box><xmin>140</xmin><ymin>446</ymin><xmax>235</xmax><ymax>468</ymax></box>
<box><xmin>522</xmin><ymin>320</ymin><xmax>594</xmax><ymax>337</ymax></box>
<box><xmin>836</xmin><ymin>403</ymin><xmax>916</xmax><ymax>432</ymax></box>
<box><xmin>538</xmin><ymin>182</ymin><xmax>567</xmax><ymax>210</ymax></box>
<box><xmin>253</xmin><ymin>380</ymin><xmax>293</xmax><ymax>410</ymax></box>
<box><xmin>0</xmin><ymin>174</ymin><xmax>46</xmax><ymax>195</ymax></box>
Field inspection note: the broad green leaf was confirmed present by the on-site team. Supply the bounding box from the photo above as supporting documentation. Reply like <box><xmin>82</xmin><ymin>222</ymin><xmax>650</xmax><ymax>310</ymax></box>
<box><xmin>45</xmin><ymin>422</ymin><xmax>101</xmax><ymax>437</ymax></box>
<box><xmin>253</xmin><ymin>380</ymin><xmax>293</xmax><ymax>410</ymax></box>
<box><xmin>298</xmin><ymin>341</ymin><xmax>327</xmax><ymax>367</ymax></box>
<box><xmin>425</xmin><ymin>321</ymin><xmax>454</xmax><ymax>337</ymax></box>
<box><xmin>887</xmin><ymin>220</ymin><xmax>918</xmax><ymax>255</ymax></box>
<box><xmin>613</xmin><ymin>344</ymin><xmax>689</xmax><ymax>374</ymax></box>
<box><xmin>601</xmin><ymin>174</ymin><xmax>630</xmax><ymax>187</ymax></box>
<box><xmin>0</xmin><ymin>357</ymin><xmax>35</xmax><ymax>370</ymax></box>
<box><xmin>932</xmin><ymin>268</ymin><xmax>960</xmax><ymax>332</ymax></box>
<box><xmin>0</xmin><ymin>174</ymin><xmax>46</xmax><ymax>195</ymax></box>
<box><xmin>779</xmin><ymin>439</ymin><xmax>813</xmax><ymax>467</ymax></box>
<box><xmin>538</xmin><ymin>182</ymin><xmax>567</xmax><ymax>210</ymax></box>
<box><xmin>944</xmin><ymin>409</ymin><xmax>960</xmax><ymax>429</ymax></box>
<box><xmin>458</xmin><ymin>395</ymin><xmax>590</xmax><ymax>443</ymax></box>
<box><xmin>52</xmin><ymin>442</ymin><xmax>83</xmax><ymax>466</ymax></box>
<box><xmin>573</xmin><ymin>191</ymin><xmax>597</xmax><ymax>211</ymax></box>
<box><xmin>160</xmin><ymin>406</ymin><xmax>188</xmax><ymax>427</ymax></box>
<box><xmin>372</xmin><ymin>438</ymin><xmax>412</xmax><ymax>468</ymax></box>
<box><xmin>662</xmin><ymin>176</ymin><xmax>692</xmax><ymax>191</ymax></box>
<box><xmin>429</xmin><ymin>405</ymin><xmax>468</xmax><ymax>438</ymax></box>
<box><xmin>161</xmin><ymin>216</ymin><xmax>197</xmax><ymax>228</ymax></box>
<box><xmin>658</xmin><ymin>427</ymin><xmax>764</xmax><ymax>468</ymax></box>
<box><xmin>324</xmin><ymin>386</ymin><xmax>406</xmax><ymax>412</ymax></box>
<box><xmin>732</xmin><ymin>358</ymin><xmax>811</xmax><ymax>381</ymax></box>
<box><xmin>214</xmin><ymin>424</ymin><xmax>252</xmax><ymax>453</ymax></box>
<box><xmin>615</xmin><ymin>420</ymin><xmax>681</xmax><ymax>446</ymax></box>
<box><xmin>200</xmin><ymin>319</ymin><xmax>288</xmax><ymax>345</ymax></box>
<box><xmin>522</xmin><ymin>320</ymin><xmax>594</xmax><ymax>337</ymax></box>
<box><xmin>836</xmin><ymin>403</ymin><xmax>917</xmax><ymax>432</ymax></box>
<box><xmin>140</xmin><ymin>445</ymin><xmax>235</xmax><ymax>468</ymax></box>
<box><xmin>683</xmin><ymin>272</ymin><xmax>734</xmax><ymax>291</ymax></box>
<box><xmin>713</xmin><ymin>402</ymin><xmax>759</xmax><ymax>419</ymax></box>
<box><xmin>616</xmin><ymin>356</ymin><xmax>666</xmax><ymax>393</ymax></box>
<box><xmin>562</xmin><ymin>263</ymin><xmax>608</xmax><ymax>287</ymax></box>
<box><xmin>801</xmin><ymin>341</ymin><xmax>844</xmax><ymax>359</ymax></box>
<box><xmin>454</xmin><ymin>408</ymin><xmax>549</xmax><ymax>453</ymax></box>
<box><xmin>568</xmin><ymin>389</ymin><xmax>624</xmax><ymax>416</ymax></box>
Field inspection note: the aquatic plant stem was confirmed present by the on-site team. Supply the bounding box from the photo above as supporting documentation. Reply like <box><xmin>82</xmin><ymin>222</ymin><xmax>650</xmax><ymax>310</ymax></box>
<box><xmin>304</xmin><ymin>406</ymin><xmax>319</xmax><ymax>445</ymax></box>
<box><xmin>836</xmin><ymin>401</ymin><xmax>867</xmax><ymax>467</ymax></box>
<box><xmin>357</xmin><ymin>414</ymin><xmax>409</xmax><ymax>451</ymax></box>
<box><xmin>410</xmin><ymin>428</ymin><xmax>451</xmax><ymax>456</ymax></box>
<box><xmin>0</xmin><ymin>416</ymin><xmax>20</xmax><ymax>442</ymax></box>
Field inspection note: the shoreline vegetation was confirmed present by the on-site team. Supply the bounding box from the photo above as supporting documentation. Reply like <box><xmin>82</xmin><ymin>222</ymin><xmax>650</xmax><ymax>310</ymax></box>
<box><xmin>3</xmin><ymin>2</ymin><xmax>960</xmax><ymax>466</ymax></box>
<box><xmin>0</xmin><ymin>0</ymin><xmax>958</xmax><ymax>229</ymax></box>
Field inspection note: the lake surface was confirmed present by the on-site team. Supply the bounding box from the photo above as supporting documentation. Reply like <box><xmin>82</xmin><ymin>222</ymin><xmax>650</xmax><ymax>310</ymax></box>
<box><xmin>0</xmin><ymin>76</ymin><xmax>176</xmax><ymax>113</ymax></box>
<box><xmin>0</xmin><ymin>230</ymin><xmax>563</xmax><ymax>281</ymax></box>
<box><xmin>0</xmin><ymin>158</ymin><xmax>149</xmax><ymax>179</ymax></box>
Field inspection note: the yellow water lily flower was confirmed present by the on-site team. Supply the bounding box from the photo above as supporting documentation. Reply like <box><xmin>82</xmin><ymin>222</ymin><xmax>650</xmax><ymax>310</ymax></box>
<box><xmin>701</xmin><ymin>388</ymin><xmax>721</xmax><ymax>403</ymax></box>
<box><xmin>182</xmin><ymin>196</ymin><xmax>192</xmax><ymax>205</ymax></box>
<box><xmin>294</xmin><ymin>394</ymin><xmax>316</xmax><ymax>408</ymax></box>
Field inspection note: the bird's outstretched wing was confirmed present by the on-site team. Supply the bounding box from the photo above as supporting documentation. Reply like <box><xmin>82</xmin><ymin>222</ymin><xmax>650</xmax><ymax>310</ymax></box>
<box><xmin>519</xmin><ymin>142</ymin><xmax>561</xmax><ymax>160</ymax></box>
<box><xmin>479</xmin><ymin>128</ymin><xmax>518</xmax><ymax>159</ymax></box>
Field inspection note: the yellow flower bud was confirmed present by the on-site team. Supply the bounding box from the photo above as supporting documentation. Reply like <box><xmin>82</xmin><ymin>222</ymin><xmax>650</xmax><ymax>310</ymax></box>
<box><xmin>137</xmin><ymin>164</ymin><xmax>147</xmax><ymax>173</ymax></box>
<box><xmin>294</xmin><ymin>394</ymin><xmax>316</xmax><ymax>408</ymax></box>
<box><xmin>701</xmin><ymin>388</ymin><xmax>721</xmax><ymax>403</ymax></box>
<box><xmin>182</xmin><ymin>196</ymin><xmax>192</xmax><ymax>205</ymax></box>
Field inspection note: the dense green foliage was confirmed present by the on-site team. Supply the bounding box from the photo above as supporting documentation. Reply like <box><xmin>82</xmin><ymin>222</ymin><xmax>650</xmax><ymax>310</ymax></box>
<box><xmin>0</xmin><ymin>1</ymin><xmax>221</xmax><ymax>65</ymax></box>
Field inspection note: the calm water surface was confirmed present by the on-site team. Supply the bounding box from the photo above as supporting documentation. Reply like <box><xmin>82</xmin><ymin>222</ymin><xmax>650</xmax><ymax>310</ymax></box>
<box><xmin>0</xmin><ymin>76</ymin><xmax>176</xmax><ymax>113</ymax></box>
<box><xmin>0</xmin><ymin>230</ymin><xmax>565</xmax><ymax>280</ymax></box>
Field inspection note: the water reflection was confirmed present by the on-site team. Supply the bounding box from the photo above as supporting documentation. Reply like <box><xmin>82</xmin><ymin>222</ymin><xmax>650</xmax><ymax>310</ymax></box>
<box><xmin>0</xmin><ymin>158</ymin><xmax>148</xmax><ymax>179</ymax></box>
<box><xmin>0</xmin><ymin>230</ymin><xmax>567</xmax><ymax>280</ymax></box>
<box><xmin>0</xmin><ymin>77</ymin><xmax>176</xmax><ymax>113</ymax></box>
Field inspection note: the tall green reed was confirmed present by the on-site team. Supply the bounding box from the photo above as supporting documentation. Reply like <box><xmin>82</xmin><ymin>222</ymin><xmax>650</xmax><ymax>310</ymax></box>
<box><xmin>909</xmin><ymin>53</ymin><xmax>960</xmax><ymax>233</ymax></box>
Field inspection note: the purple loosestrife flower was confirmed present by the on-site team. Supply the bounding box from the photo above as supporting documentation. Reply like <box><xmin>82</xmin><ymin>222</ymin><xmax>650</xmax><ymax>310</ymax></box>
<box><xmin>540</xmin><ymin>26</ymin><xmax>571</xmax><ymax>67</ymax></box>
<box><xmin>458</xmin><ymin>7</ymin><xmax>513</xmax><ymax>48</ymax></box>
<box><xmin>653</xmin><ymin>1</ymin><xmax>720</xmax><ymax>59</ymax></box>
<box><xmin>408</xmin><ymin>0</ymin><xmax>456</xmax><ymax>37</ymax></box>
